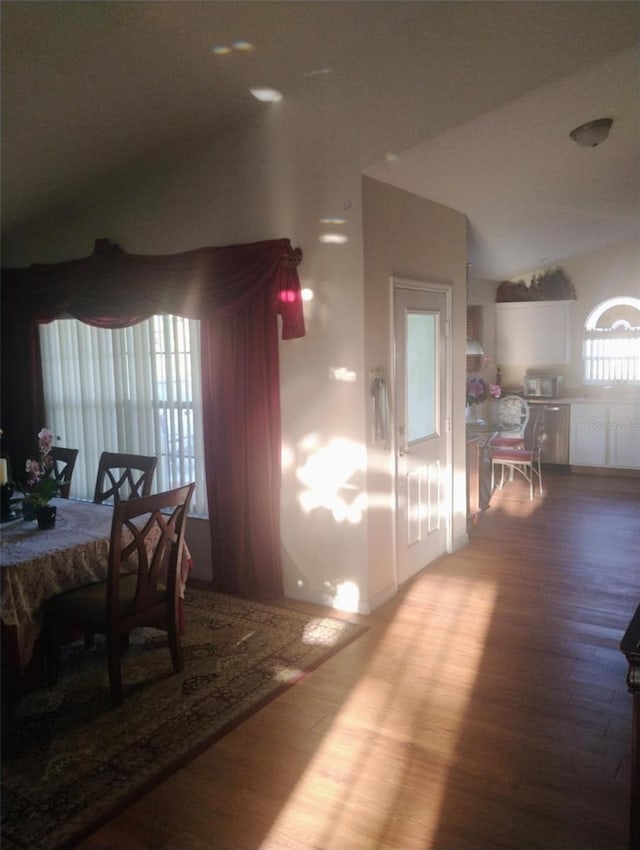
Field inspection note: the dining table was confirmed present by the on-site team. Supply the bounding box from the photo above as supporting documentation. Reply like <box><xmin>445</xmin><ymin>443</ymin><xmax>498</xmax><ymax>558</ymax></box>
<box><xmin>465</xmin><ymin>420</ymin><xmax>514</xmax><ymax>517</ymax></box>
<box><xmin>1</xmin><ymin>497</ymin><xmax>191</xmax><ymax>673</ymax></box>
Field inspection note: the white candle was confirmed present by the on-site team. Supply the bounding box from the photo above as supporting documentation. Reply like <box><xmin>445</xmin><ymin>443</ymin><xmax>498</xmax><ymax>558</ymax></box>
<box><xmin>0</xmin><ymin>458</ymin><xmax>7</xmax><ymax>486</ymax></box>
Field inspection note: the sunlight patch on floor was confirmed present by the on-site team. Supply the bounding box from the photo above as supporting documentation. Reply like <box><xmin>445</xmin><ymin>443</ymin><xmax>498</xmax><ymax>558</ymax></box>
<box><xmin>301</xmin><ymin>611</ymin><xmax>360</xmax><ymax>645</ymax></box>
<box><xmin>259</xmin><ymin>575</ymin><xmax>498</xmax><ymax>849</ymax></box>
<box><xmin>490</xmin><ymin>484</ymin><xmax>546</xmax><ymax>518</ymax></box>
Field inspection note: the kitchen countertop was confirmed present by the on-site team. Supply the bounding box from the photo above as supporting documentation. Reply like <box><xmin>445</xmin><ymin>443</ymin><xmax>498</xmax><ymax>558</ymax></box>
<box><xmin>501</xmin><ymin>389</ymin><xmax>640</xmax><ymax>405</ymax></box>
<box><xmin>547</xmin><ymin>396</ymin><xmax>639</xmax><ymax>405</ymax></box>
<box><xmin>558</xmin><ymin>395</ymin><xmax>640</xmax><ymax>404</ymax></box>
<box><xmin>527</xmin><ymin>397</ymin><xmax>589</xmax><ymax>404</ymax></box>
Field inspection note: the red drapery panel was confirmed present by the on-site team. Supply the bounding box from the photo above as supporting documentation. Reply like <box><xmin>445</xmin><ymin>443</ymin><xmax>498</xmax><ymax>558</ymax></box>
<box><xmin>1</xmin><ymin>238</ymin><xmax>304</xmax><ymax>599</ymax></box>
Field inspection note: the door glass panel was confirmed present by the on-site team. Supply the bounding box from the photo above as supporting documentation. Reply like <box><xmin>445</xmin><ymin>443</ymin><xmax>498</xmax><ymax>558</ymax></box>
<box><xmin>406</xmin><ymin>311</ymin><xmax>437</xmax><ymax>443</ymax></box>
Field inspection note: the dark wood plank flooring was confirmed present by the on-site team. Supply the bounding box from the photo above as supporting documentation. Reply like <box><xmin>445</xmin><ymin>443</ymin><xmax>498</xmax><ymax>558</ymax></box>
<box><xmin>77</xmin><ymin>467</ymin><xmax>640</xmax><ymax>850</ymax></box>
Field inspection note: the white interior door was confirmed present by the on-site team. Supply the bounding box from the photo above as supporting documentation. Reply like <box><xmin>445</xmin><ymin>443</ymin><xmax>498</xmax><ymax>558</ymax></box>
<box><xmin>394</xmin><ymin>281</ymin><xmax>451</xmax><ymax>586</ymax></box>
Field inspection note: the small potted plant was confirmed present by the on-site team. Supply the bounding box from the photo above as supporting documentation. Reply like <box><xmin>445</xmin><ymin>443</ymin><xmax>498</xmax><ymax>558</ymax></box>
<box><xmin>24</xmin><ymin>428</ymin><xmax>60</xmax><ymax>528</ymax></box>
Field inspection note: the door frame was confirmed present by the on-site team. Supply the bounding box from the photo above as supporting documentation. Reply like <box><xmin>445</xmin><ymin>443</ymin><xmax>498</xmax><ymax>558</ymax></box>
<box><xmin>390</xmin><ymin>276</ymin><xmax>454</xmax><ymax>585</ymax></box>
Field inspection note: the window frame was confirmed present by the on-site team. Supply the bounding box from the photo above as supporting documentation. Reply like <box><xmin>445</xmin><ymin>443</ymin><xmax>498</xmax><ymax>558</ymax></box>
<box><xmin>582</xmin><ymin>296</ymin><xmax>640</xmax><ymax>386</ymax></box>
<box><xmin>38</xmin><ymin>315</ymin><xmax>207</xmax><ymax>516</ymax></box>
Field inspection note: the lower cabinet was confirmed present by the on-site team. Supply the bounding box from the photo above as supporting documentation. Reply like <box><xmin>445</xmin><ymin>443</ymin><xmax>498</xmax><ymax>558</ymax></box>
<box><xmin>570</xmin><ymin>402</ymin><xmax>640</xmax><ymax>469</ymax></box>
<box><xmin>610</xmin><ymin>404</ymin><xmax>640</xmax><ymax>468</ymax></box>
<box><xmin>467</xmin><ymin>435</ymin><xmax>494</xmax><ymax>522</ymax></box>
<box><xmin>466</xmin><ymin>437</ymin><xmax>480</xmax><ymax>522</ymax></box>
<box><xmin>570</xmin><ymin>404</ymin><xmax>607</xmax><ymax>466</ymax></box>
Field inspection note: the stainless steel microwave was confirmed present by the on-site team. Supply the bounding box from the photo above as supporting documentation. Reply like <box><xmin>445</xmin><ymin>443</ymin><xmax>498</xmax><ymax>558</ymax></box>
<box><xmin>523</xmin><ymin>375</ymin><xmax>563</xmax><ymax>398</ymax></box>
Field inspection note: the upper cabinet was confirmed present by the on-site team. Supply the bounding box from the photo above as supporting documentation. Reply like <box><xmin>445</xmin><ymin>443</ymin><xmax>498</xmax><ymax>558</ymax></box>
<box><xmin>495</xmin><ymin>300</ymin><xmax>573</xmax><ymax>365</ymax></box>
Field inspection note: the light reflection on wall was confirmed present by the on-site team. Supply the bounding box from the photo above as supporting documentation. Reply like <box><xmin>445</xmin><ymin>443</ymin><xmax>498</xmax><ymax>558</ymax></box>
<box><xmin>323</xmin><ymin>579</ymin><xmax>360</xmax><ymax>612</ymax></box>
<box><xmin>330</xmin><ymin>366</ymin><xmax>356</xmax><ymax>382</ymax></box>
<box><xmin>296</xmin><ymin>436</ymin><xmax>367</xmax><ymax>524</ymax></box>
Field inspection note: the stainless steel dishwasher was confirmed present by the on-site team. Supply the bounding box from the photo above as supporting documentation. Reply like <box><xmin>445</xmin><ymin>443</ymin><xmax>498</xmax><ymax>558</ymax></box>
<box><xmin>530</xmin><ymin>402</ymin><xmax>570</xmax><ymax>464</ymax></box>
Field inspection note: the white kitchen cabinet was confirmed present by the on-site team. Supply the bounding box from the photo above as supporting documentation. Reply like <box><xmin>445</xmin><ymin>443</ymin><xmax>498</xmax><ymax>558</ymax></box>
<box><xmin>495</xmin><ymin>300</ymin><xmax>573</xmax><ymax>365</ymax></box>
<box><xmin>569</xmin><ymin>404</ymin><xmax>607</xmax><ymax>466</ymax></box>
<box><xmin>609</xmin><ymin>404</ymin><xmax>640</xmax><ymax>469</ymax></box>
<box><xmin>570</xmin><ymin>402</ymin><xmax>640</xmax><ymax>469</ymax></box>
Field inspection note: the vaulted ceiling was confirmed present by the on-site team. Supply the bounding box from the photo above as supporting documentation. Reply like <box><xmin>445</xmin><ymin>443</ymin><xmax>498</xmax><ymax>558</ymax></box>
<box><xmin>2</xmin><ymin>1</ymin><xmax>638</xmax><ymax>279</ymax></box>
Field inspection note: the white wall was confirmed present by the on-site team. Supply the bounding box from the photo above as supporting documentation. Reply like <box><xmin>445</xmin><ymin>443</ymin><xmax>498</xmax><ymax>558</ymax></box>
<box><xmin>3</xmin><ymin>81</ymin><xmax>469</xmax><ymax>611</ymax></box>
<box><xmin>362</xmin><ymin>178</ymin><xmax>469</xmax><ymax>609</ymax></box>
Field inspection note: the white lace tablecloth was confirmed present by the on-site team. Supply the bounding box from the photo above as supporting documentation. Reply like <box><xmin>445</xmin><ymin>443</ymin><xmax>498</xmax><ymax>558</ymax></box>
<box><xmin>1</xmin><ymin>498</ymin><xmax>190</xmax><ymax>670</ymax></box>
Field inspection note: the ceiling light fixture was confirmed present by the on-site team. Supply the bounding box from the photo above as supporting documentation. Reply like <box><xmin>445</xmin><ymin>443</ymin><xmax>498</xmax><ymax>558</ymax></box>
<box><xmin>569</xmin><ymin>117</ymin><xmax>613</xmax><ymax>147</ymax></box>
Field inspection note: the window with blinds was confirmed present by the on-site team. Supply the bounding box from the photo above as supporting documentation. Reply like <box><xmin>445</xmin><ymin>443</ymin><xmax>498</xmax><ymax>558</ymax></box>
<box><xmin>39</xmin><ymin>315</ymin><xmax>207</xmax><ymax>516</ymax></box>
<box><xmin>583</xmin><ymin>297</ymin><xmax>640</xmax><ymax>385</ymax></box>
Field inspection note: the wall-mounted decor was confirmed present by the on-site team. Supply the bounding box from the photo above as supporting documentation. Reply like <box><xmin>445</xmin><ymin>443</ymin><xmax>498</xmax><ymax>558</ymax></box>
<box><xmin>496</xmin><ymin>267</ymin><xmax>576</xmax><ymax>303</ymax></box>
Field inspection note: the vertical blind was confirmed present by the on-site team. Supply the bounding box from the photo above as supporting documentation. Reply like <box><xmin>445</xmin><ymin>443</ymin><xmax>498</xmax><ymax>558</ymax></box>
<box><xmin>583</xmin><ymin>333</ymin><xmax>640</xmax><ymax>383</ymax></box>
<box><xmin>39</xmin><ymin>315</ymin><xmax>207</xmax><ymax>516</ymax></box>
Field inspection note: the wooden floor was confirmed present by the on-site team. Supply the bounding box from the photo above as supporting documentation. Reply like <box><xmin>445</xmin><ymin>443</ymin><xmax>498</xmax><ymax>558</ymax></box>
<box><xmin>77</xmin><ymin>468</ymin><xmax>639</xmax><ymax>850</ymax></box>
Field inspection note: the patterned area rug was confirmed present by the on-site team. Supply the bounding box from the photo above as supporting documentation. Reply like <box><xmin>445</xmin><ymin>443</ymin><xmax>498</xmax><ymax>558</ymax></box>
<box><xmin>1</xmin><ymin>588</ymin><xmax>366</xmax><ymax>850</ymax></box>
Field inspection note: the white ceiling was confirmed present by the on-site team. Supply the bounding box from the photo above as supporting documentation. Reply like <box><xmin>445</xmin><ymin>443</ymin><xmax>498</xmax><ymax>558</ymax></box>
<box><xmin>2</xmin><ymin>1</ymin><xmax>638</xmax><ymax>280</ymax></box>
<box><xmin>366</xmin><ymin>48</ymin><xmax>640</xmax><ymax>279</ymax></box>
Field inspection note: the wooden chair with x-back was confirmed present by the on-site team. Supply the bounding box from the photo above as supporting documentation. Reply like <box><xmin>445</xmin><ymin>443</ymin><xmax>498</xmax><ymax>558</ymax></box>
<box><xmin>44</xmin><ymin>482</ymin><xmax>195</xmax><ymax>707</ymax></box>
<box><xmin>93</xmin><ymin>452</ymin><xmax>158</xmax><ymax>505</ymax></box>
<box><xmin>50</xmin><ymin>447</ymin><xmax>79</xmax><ymax>499</ymax></box>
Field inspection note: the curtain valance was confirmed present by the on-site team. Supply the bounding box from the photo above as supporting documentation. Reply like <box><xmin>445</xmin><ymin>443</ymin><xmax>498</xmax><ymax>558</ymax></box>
<box><xmin>2</xmin><ymin>237</ymin><xmax>305</xmax><ymax>338</ymax></box>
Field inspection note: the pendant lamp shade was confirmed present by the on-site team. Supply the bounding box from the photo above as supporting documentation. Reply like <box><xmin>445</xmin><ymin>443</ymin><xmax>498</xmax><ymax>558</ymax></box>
<box><xmin>466</xmin><ymin>337</ymin><xmax>485</xmax><ymax>356</ymax></box>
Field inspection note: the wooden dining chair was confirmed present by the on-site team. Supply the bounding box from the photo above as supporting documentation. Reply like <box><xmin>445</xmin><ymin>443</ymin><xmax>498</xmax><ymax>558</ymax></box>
<box><xmin>93</xmin><ymin>452</ymin><xmax>158</xmax><ymax>505</ymax></box>
<box><xmin>50</xmin><ymin>446</ymin><xmax>79</xmax><ymax>499</ymax></box>
<box><xmin>44</xmin><ymin>482</ymin><xmax>195</xmax><ymax>707</ymax></box>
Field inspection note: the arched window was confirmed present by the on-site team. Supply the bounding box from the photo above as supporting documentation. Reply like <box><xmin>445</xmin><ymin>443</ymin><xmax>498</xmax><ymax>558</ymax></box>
<box><xmin>583</xmin><ymin>296</ymin><xmax>640</xmax><ymax>384</ymax></box>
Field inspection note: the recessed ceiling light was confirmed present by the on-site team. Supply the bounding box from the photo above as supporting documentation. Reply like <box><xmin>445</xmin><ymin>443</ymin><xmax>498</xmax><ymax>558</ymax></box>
<box><xmin>211</xmin><ymin>45</ymin><xmax>232</xmax><ymax>55</ymax></box>
<box><xmin>233</xmin><ymin>40</ymin><xmax>253</xmax><ymax>51</ymax></box>
<box><xmin>249</xmin><ymin>87</ymin><xmax>283</xmax><ymax>102</ymax></box>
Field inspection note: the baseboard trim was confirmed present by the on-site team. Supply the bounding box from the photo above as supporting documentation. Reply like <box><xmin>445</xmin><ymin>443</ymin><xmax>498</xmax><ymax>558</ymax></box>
<box><xmin>570</xmin><ymin>465</ymin><xmax>640</xmax><ymax>477</ymax></box>
<box><xmin>452</xmin><ymin>530</ymin><xmax>470</xmax><ymax>551</ymax></box>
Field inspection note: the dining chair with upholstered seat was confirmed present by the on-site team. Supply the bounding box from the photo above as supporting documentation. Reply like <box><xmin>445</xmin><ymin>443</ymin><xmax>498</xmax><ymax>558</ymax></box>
<box><xmin>491</xmin><ymin>410</ymin><xmax>545</xmax><ymax>501</ymax></box>
<box><xmin>44</xmin><ymin>482</ymin><xmax>195</xmax><ymax>707</ymax></box>
<box><xmin>93</xmin><ymin>452</ymin><xmax>158</xmax><ymax>505</ymax></box>
<box><xmin>50</xmin><ymin>447</ymin><xmax>79</xmax><ymax>499</ymax></box>
<box><xmin>489</xmin><ymin>394</ymin><xmax>530</xmax><ymax>450</ymax></box>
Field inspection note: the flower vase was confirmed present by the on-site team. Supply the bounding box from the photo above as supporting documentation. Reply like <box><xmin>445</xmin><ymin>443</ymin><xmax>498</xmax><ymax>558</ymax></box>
<box><xmin>36</xmin><ymin>504</ymin><xmax>57</xmax><ymax>530</ymax></box>
<box><xmin>23</xmin><ymin>500</ymin><xmax>37</xmax><ymax>521</ymax></box>
<box><xmin>465</xmin><ymin>405</ymin><xmax>479</xmax><ymax>425</ymax></box>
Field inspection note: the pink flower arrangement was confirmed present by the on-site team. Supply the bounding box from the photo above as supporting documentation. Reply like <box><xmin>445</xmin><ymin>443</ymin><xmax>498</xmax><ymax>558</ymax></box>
<box><xmin>24</xmin><ymin>428</ymin><xmax>59</xmax><ymax>507</ymax></box>
<box><xmin>466</xmin><ymin>376</ymin><xmax>501</xmax><ymax>407</ymax></box>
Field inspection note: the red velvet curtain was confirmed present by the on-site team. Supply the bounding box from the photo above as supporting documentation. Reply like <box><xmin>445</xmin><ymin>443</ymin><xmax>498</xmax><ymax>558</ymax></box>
<box><xmin>1</xmin><ymin>238</ymin><xmax>305</xmax><ymax>598</ymax></box>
